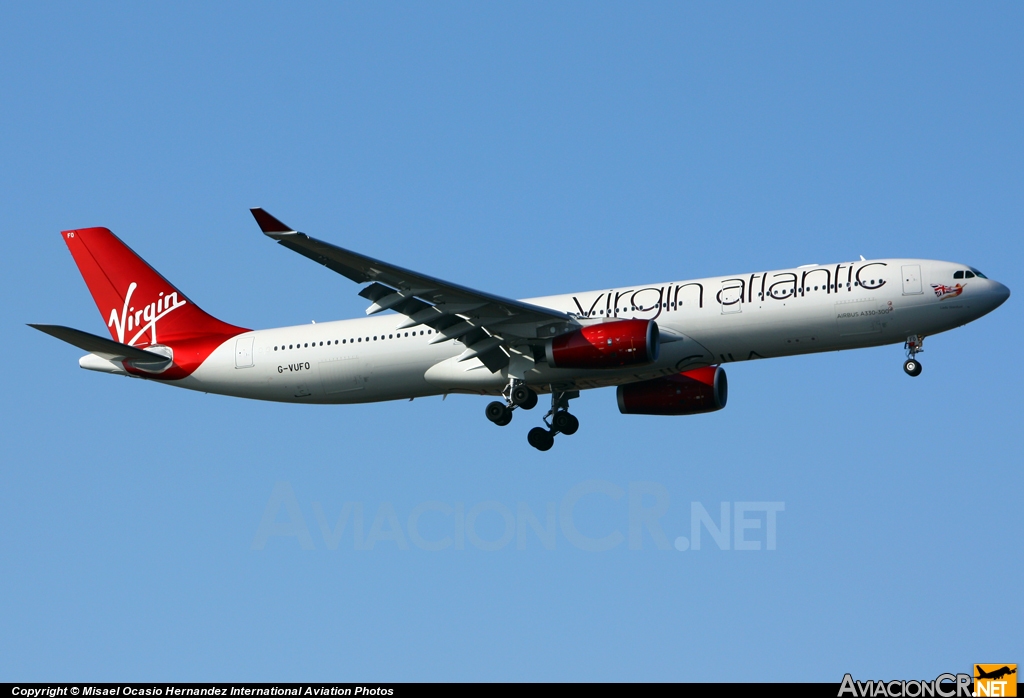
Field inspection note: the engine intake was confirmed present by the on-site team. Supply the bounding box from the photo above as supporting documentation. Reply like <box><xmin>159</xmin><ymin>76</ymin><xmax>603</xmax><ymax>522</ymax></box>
<box><xmin>616</xmin><ymin>366</ymin><xmax>728</xmax><ymax>416</ymax></box>
<box><xmin>545</xmin><ymin>319</ymin><xmax>659</xmax><ymax>369</ymax></box>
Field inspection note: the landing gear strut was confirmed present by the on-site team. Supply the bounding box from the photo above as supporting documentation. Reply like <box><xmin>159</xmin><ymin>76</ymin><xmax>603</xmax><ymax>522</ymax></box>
<box><xmin>485</xmin><ymin>380</ymin><xmax>538</xmax><ymax>427</ymax></box>
<box><xmin>904</xmin><ymin>335</ymin><xmax>924</xmax><ymax>377</ymax></box>
<box><xmin>526</xmin><ymin>389</ymin><xmax>581</xmax><ymax>451</ymax></box>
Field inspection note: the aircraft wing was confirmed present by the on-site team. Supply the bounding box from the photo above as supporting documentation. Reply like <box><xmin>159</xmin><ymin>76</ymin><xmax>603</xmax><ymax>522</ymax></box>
<box><xmin>251</xmin><ymin>208</ymin><xmax>579</xmax><ymax>372</ymax></box>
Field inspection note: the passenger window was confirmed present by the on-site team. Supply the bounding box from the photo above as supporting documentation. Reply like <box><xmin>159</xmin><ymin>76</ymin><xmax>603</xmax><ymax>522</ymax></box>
<box><xmin>953</xmin><ymin>271</ymin><xmax>964</xmax><ymax>279</ymax></box>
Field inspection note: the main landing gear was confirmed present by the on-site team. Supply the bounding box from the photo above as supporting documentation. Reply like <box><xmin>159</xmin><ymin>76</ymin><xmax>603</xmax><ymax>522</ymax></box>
<box><xmin>484</xmin><ymin>379</ymin><xmax>538</xmax><ymax>427</ymax></box>
<box><xmin>527</xmin><ymin>389</ymin><xmax>581</xmax><ymax>452</ymax></box>
<box><xmin>484</xmin><ymin>381</ymin><xmax>580</xmax><ymax>451</ymax></box>
<box><xmin>903</xmin><ymin>335</ymin><xmax>924</xmax><ymax>377</ymax></box>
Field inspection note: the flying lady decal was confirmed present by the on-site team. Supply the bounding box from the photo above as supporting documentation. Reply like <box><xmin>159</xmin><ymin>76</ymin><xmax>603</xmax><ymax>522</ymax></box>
<box><xmin>931</xmin><ymin>283</ymin><xmax>964</xmax><ymax>301</ymax></box>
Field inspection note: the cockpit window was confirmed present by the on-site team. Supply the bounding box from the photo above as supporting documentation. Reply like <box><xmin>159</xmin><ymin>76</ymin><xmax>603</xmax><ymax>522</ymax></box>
<box><xmin>970</xmin><ymin>268</ymin><xmax>988</xmax><ymax>279</ymax></box>
<box><xmin>965</xmin><ymin>271</ymin><xmax>976</xmax><ymax>279</ymax></box>
<box><xmin>953</xmin><ymin>270</ymin><xmax>964</xmax><ymax>279</ymax></box>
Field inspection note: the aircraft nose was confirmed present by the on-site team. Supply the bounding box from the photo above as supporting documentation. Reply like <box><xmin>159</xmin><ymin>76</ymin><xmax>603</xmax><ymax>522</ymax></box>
<box><xmin>987</xmin><ymin>278</ymin><xmax>1011</xmax><ymax>309</ymax></box>
<box><xmin>992</xmin><ymin>281</ymin><xmax>1011</xmax><ymax>306</ymax></box>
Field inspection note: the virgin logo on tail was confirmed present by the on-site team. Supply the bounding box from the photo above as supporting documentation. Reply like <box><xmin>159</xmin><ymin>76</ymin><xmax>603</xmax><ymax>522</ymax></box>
<box><xmin>108</xmin><ymin>282</ymin><xmax>187</xmax><ymax>345</ymax></box>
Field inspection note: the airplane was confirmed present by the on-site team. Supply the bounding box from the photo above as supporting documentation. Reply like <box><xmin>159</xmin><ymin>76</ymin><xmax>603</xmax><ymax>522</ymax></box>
<box><xmin>31</xmin><ymin>209</ymin><xmax>1010</xmax><ymax>451</ymax></box>
<box><xmin>975</xmin><ymin>666</ymin><xmax>1016</xmax><ymax>681</ymax></box>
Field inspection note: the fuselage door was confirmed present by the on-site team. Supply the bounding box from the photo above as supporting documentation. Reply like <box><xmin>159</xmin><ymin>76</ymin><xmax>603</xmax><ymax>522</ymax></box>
<box><xmin>901</xmin><ymin>265</ymin><xmax>923</xmax><ymax>295</ymax></box>
<box><xmin>720</xmin><ymin>282</ymin><xmax>743</xmax><ymax>314</ymax></box>
<box><xmin>235</xmin><ymin>335</ymin><xmax>254</xmax><ymax>368</ymax></box>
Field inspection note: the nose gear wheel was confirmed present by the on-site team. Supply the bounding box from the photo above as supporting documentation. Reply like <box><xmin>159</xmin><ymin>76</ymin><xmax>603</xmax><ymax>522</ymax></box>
<box><xmin>903</xmin><ymin>335</ymin><xmax>924</xmax><ymax>377</ymax></box>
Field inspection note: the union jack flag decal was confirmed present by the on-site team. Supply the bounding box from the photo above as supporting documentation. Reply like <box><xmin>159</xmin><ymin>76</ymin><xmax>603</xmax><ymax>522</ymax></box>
<box><xmin>931</xmin><ymin>283</ymin><xmax>964</xmax><ymax>300</ymax></box>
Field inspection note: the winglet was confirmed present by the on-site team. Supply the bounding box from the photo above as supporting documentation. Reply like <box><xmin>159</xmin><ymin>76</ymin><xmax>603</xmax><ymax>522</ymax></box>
<box><xmin>250</xmin><ymin>208</ymin><xmax>295</xmax><ymax>236</ymax></box>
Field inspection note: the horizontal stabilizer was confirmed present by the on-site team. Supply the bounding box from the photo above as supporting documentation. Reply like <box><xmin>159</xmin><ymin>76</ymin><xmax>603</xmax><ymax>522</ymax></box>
<box><xmin>29</xmin><ymin>324</ymin><xmax>170</xmax><ymax>363</ymax></box>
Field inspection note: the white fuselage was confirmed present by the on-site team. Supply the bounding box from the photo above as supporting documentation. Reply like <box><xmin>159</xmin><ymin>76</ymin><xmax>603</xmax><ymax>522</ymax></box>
<box><xmin>164</xmin><ymin>258</ymin><xmax>1008</xmax><ymax>403</ymax></box>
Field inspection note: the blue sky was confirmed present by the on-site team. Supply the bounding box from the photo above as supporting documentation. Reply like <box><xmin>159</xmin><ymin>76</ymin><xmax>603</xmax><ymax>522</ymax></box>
<box><xmin>2</xmin><ymin>2</ymin><xmax>1021</xmax><ymax>682</ymax></box>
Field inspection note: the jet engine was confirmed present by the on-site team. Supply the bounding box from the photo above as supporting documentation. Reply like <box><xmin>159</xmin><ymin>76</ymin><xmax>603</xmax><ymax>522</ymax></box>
<box><xmin>616</xmin><ymin>366</ymin><xmax>728</xmax><ymax>415</ymax></box>
<box><xmin>545</xmin><ymin>319</ymin><xmax>659</xmax><ymax>369</ymax></box>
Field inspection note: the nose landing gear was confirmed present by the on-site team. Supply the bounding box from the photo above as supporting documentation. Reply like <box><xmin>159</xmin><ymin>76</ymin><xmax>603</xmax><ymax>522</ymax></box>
<box><xmin>903</xmin><ymin>335</ymin><xmax>924</xmax><ymax>377</ymax></box>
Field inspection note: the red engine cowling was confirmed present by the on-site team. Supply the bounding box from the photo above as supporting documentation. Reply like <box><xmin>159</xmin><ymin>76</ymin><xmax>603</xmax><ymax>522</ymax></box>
<box><xmin>545</xmin><ymin>319</ymin><xmax>659</xmax><ymax>369</ymax></box>
<box><xmin>616</xmin><ymin>366</ymin><xmax>728</xmax><ymax>415</ymax></box>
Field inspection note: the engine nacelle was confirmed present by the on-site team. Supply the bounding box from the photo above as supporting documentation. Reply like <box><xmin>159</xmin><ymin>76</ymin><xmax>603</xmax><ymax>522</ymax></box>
<box><xmin>545</xmin><ymin>319</ymin><xmax>659</xmax><ymax>369</ymax></box>
<box><xmin>616</xmin><ymin>366</ymin><xmax>728</xmax><ymax>416</ymax></box>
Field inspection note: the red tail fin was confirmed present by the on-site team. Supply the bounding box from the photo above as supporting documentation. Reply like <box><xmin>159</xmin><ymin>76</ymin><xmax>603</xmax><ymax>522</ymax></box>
<box><xmin>62</xmin><ymin>227</ymin><xmax>247</xmax><ymax>347</ymax></box>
